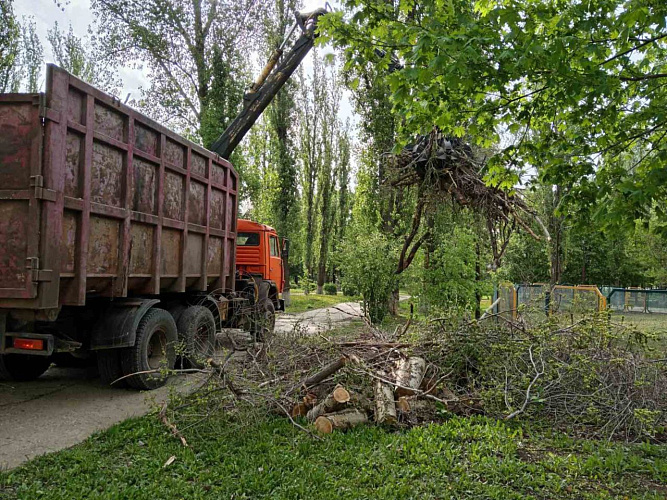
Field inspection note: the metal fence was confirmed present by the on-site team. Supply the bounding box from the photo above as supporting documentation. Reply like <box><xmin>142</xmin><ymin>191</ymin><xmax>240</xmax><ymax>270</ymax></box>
<box><xmin>495</xmin><ymin>283</ymin><xmax>607</xmax><ymax>320</ymax></box>
<box><xmin>550</xmin><ymin>285</ymin><xmax>607</xmax><ymax>316</ymax></box>
<box><xmin>493</xmin><ymin>282</ymin><xmax>517</xmax><ymax>320</ymax></box>
<box><xmin>495</xmin><ymin>283</ymin><xmax>667</xmax><ymax>322</ymax></box>
<box><xmin>516</xmin><ymin>283</ymin><xmax>549</xmax><ymax>309</ymax></box>
<box><xmin>607</xmin><ymin>288</ymin><xmax>667</xmax><ymax>314</ymax></box>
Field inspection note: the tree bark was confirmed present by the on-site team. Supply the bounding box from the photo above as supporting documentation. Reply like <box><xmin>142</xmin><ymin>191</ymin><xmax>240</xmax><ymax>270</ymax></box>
<box><xmin>394</xmin><ymin>357</ymin><xmax>426</xmax><ymax>396</ymax></box>
<box><xmin>314</xmin><ymin>409</ymin><xmax>368</xmax><ymax>434</ymax></box>
<box><xmin>291</xmin><ymin>356</ymin><xmax>347</xmax><ymax>393</ymax></box>
<box><xmin>547</xmin><ymin>184</ymin><xmax>563</xmax><ymax>286</ymax></box>
<box><xmin>306</xmin><ymin>385</ymin><xmax>351</xmax><ymax>422</ymax></box>
<box><xmin>374</xmin><ymin>380</ymin><xmax>398</xmax><ymax>425</ymax></box>
<box><xmin>475</xmin><ymin>241</ymin><xmax>482</xmax><ymax>319</ymax></box>
<box><xmin>387</xmin><ymin>288</ymin><xmax>399</xmax><ymax>316</ymax></box>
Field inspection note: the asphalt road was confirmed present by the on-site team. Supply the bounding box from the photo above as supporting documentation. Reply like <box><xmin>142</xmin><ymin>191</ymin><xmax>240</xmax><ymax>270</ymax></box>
<box><xmin>0</xmin><ymin>301</ymin><xmax>365</xmax><ymax>470</ymax></box>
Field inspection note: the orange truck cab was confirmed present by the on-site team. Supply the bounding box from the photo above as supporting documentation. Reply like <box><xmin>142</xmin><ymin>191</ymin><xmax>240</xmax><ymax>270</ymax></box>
<box><xmin>236</xmin><ymin>219</ymin><xmax>285</xmax><ymax>311</ymax></box>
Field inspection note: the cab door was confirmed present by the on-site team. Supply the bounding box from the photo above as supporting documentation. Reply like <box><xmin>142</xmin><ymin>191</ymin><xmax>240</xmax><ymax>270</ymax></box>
<box><xmin>268</xmin><ymin>234</ymin><xmax>283</xmax><ymax>293</ymax></box>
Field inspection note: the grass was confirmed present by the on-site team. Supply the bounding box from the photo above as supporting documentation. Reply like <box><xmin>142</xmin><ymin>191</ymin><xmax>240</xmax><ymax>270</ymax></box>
<box><xmin>611</xmin><ymin>311</ymin><xmax>667</xmax><ymax>335</ymax></box>
<box><xmin>285</xmin><ymin>293</ymin><xmax>357</xmax><ymax>314</ymax></box>
<box><xmin>1</xmin><ymin>412</ymin><xmax>665</xmax><ymax>499</ymax></box>
<box><xmin>2</xmin><ymin>316</ymin><xmax>666</xmax><ymax>499</ymax></box>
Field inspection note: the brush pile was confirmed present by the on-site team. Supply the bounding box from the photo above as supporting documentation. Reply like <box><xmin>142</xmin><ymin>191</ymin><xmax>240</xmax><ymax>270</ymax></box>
<box><xmin>163</xmin><ymin>309</ymin><xmax>665</xmax><ymax>444</ymax></box>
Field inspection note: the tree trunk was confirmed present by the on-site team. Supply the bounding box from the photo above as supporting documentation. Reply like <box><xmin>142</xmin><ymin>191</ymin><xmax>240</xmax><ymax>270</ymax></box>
<box><xmin>315</xmin><ymin>409</ymin><xmax>368</xmax><ymax>433</ymax></box>
<box><xmin>307</xmin><ymin>385</ymin><xmax>351</xmax><ymax>422</ymax></box>
<box><xmin>293</xmin><ymin>356</ymin><xmax>348</xmax><ymax>393</ymax></box>
<box><xmin>475</xmin><ymin>242</ymin><xmax>482</xmax><ymax>319</ymax></box>
<box><xmin>317</xmin><ymin>260</ymin><xmax>325</xmax><ymax>295</ymax></box>
<box><xmin>547</xmin><ymin>184</ymin><xmax>563</xmax><ymax>287</ymax></box>
<box><xmin>374</xmin><ymin>380</ymin><xmax>397</xmax><ymax>425</ymax></box>
<box><xmin>282</xmin><ymin>252</ymin><xmax>291</xmax><ymax>307</ymax></box>
<box><xmin>394</xmin><ymin>357</ymin><xmax>426</xmax><ymax>396</ymax></box>
<box><xmin>388</xmin><ymin>287</ymin><xmax>399</xmax><ymax>316</ymax></box>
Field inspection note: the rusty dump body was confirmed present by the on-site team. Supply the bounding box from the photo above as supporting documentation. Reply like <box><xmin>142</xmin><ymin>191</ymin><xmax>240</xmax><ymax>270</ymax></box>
<box><xmin>0</xmin><ymin>66</ymin><xmax>285</xmax><ymax>387</ymax></box>
<box><xmin>0</xmin><ymin>64</ymin><xmax>238</xmax><ymax>314</ymax></box>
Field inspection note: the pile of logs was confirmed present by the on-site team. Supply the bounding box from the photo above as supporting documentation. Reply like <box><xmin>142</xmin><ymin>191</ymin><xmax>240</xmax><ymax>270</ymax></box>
<box><xmin>291</xmin><ymin>354</ymin><xmax>431</xmax><ymax>434</ymax></box>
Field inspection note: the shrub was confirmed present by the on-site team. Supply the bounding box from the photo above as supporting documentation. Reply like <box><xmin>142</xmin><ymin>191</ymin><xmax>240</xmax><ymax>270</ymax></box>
<box><xmin>339</xmin><ymin>229</ymin><xmax>397</xmax><ymax>323</ymax></box>
<box><xmin>341</xmin><ymin>283</ymin><xmax>358</xmax><ymax>297</ymax></box>
<box><xmin>323</xmin><ymin>283</ymin><xmax>337</xmax><ymax>295</ymax></box>
<box><xmin>302</xmin><ymin>276</ymin><xmax>314</xmax><ymax>295</ymax></box>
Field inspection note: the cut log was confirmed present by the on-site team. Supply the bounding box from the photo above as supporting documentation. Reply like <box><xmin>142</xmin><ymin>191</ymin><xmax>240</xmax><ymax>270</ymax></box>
<box><xmin>374</xmin><ymin>380</ymin><xmax>398</xmax><ymax>425</ymax></box>
<box><xmin>291</xmin><ymin>392</ymin><xmax>318</xmax><ymax>417</ymax></box>
<box><xmin>303</xmin><ymin>356</ymin><xmax>347</xmax><ymax>387</ymax></box>
<box><xmin>314</xmin><ymin>409</ymin><xmax>368</xmax><ymax>434</ymax></box>
<box><xmin>306</xmin><ymin>385</ymin><xmax>351</xmax><ymax>422</ymax></box>
<box><xmin>394</xmin><ymin>357</ymin><xmax>426</xmax><ymax>396</ymax></box>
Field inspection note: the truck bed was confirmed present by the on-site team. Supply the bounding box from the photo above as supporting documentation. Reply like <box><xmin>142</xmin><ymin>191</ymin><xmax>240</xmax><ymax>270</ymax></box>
<box><xmin>0</xmin><ymin>64</ymin><xmax>238</xmax><ymax>313</ymax></box>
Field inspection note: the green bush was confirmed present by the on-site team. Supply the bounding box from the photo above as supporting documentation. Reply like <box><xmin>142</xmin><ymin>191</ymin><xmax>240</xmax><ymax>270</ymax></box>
<box><xmin>323</xmin><ymin>283</ymin><xmax>337</xmax><ymax>295</ymax></box>
<box><xmin>341</xmin><ymin>283</ymin><xmax>358</xmax><ymax>297</ymax></box>
<box><xmin>339</xmin><ymin>228</ymin><xmax>397</xmax><ymax>323</ymax></box>
<box><xmin>302</xmin><ymin>276</ymin><xmax>314</xmax><ymax>295</ymax></box>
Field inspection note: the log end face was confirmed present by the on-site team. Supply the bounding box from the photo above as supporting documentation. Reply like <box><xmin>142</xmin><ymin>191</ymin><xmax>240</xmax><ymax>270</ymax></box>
<box><xmin>314</xmin><ymin>416</ymin><xmax>333</xmax><ymax>434</ymax></box>
<box><xmin>333</xmin><ymin>386</ymin><xmax>351</xmax><ymax>403</ymax></box>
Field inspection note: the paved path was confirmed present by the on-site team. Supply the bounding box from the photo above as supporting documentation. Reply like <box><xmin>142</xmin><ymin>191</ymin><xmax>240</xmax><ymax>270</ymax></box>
<box><xmin>0</xmin><ymin>367</ymin><xmax>200</xmax><ymax>470</ymax></box>
<box><xmin>275</xmin><ymin>301</ymin><xmax>364</xmax><ymax>336</ymax></box>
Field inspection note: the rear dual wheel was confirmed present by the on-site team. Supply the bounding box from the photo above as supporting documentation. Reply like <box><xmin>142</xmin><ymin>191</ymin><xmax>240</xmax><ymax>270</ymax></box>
<box><xmin>176</xmin><ymin>306</ymin><xmax>216</xmax><ymax>369</ymax></box>
<box><xmin>251</xmin><ymin>282</ymin><xmax>276</xmax><ymax>342</ymax></box>
<box><xmin>121</xmin><ymin>309</ymin><xmax>177</xmax><ymax>390</ymax></box>
<box><xmin>97</xmin><ymin>308</ymin><xmax>178</xmax><ymax>390</ymax></box>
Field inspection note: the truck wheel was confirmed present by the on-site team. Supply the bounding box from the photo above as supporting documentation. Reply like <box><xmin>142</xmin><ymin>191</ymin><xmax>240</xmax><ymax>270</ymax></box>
<box><xmin>253</xmin><ymin>299</ymin><xmax>276</xmax><ymax>342</ymax></box>
<box><xmin>176</xmin><ymin>305</ymin><xmax>216</xmax><ymax>369</ymax></box>
<box><xmin>0</xmin><ymin>354</ymin><xmax>52</xmax><ymax>381</ymax></box>
<box><xmin>121</xmin><ymin>308</ymin><xmax>177</xmax><ymax>390</ymax></box>
<box><xmin>97</xmin><ymin>350</ymin><xmax>129</xmax><ymax>388</ymax></box>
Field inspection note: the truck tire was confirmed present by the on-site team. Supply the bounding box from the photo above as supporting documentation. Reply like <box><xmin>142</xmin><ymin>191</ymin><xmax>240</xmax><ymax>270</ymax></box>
<box><xmin>120</xmin><ymin>308</ymin><xmax>177</xmax><ymax>390</ymax></box>
<box><xmin>0</xmin><ymin>354</ymin><xmax>52</xmax><ymax>381</ymax></box>
<box><xmin>97</xmin><ymin>350</ymin><xmax>129</xmax><ymax>388</ymax></box>
<box><xmin>176</xmin><ymin>305</ymin><xmax>216</xmax><ymax>369</ymax></box>
<box><xmin>253</xmin><ymin>299</ymin><xmax>276</xmax><ymax>342</ymax></box>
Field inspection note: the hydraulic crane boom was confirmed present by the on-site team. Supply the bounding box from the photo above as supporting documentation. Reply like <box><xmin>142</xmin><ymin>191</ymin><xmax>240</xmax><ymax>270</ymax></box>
<box><xmin>210</xmin><ymin>7</ymin><xmax>327</xmax><ymax>159</ymax></box>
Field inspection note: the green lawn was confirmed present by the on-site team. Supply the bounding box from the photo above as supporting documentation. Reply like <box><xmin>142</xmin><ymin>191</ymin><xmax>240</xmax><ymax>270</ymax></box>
<box><xmin>611</xmin><ymin>311</ymin><xmax>667</xmax><ymax>335</ymax></box>
<box><xmin>285</xmin><ymin>293</ymin><xmax>357</xmax><ymax>314</ymax></box>
<box><xmin>1</xmin><ymin>413</ymin><xmax>665</xmax><ymax>499</ymax></box>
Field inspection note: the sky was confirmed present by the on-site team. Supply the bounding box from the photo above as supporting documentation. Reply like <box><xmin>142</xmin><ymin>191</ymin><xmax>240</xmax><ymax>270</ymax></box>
<box><xmin>14</xmin><ymin>0</ymin><xmax>355</xmax><ymax>128</ymax></box>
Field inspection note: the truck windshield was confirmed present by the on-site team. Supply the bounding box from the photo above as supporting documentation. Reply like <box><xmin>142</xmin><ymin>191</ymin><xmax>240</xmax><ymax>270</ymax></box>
<box><xmin>237</xmin><ymin>232</ymin><xmax>260</xmax><ymax>246</ymax></box>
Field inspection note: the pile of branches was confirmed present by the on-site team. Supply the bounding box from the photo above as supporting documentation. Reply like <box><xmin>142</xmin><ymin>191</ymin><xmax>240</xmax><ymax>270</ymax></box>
<box><xmin>160</xmin><ymin>311</ymin><xmax>666</xmax><ymax>446</ymax></box>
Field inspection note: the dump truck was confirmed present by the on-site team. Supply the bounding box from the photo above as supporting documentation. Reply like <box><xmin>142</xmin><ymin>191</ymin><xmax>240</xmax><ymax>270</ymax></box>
<box><xmin>0</xmin><ymin>65</ymin><xmax>270</xmax><ymax>388</ymax></box>
<box><xmin>0</xmin><ymin>8</ymin><xmax>326</xmax><ymax>388</ymax></box>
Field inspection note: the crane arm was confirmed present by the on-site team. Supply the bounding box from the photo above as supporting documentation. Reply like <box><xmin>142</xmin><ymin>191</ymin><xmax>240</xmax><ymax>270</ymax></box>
<box><xmin>210</xmin><ymin>8</ymin><xmax>327</xmax><ymax>159</ymax></box>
